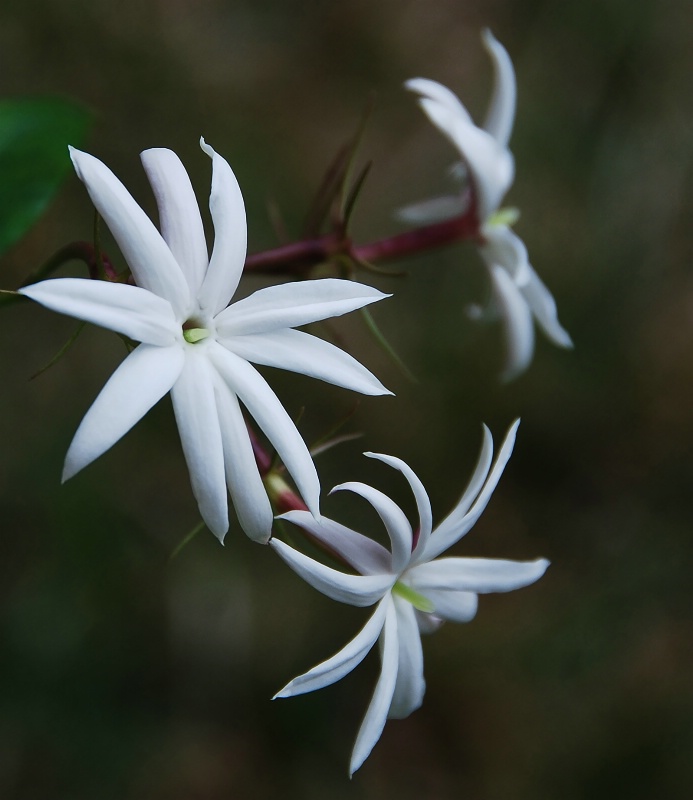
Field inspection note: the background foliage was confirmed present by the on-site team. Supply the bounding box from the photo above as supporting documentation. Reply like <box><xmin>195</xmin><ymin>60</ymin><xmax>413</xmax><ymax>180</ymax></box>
<box><xmin>1</xmin><ymin>1</ymin><xmax>691</xmax><ymax>798</ymax></box>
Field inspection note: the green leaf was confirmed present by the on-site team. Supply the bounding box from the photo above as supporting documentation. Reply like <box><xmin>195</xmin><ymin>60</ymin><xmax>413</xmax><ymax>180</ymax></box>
<box><xmin>0</xmin><ymin>97</ymin><xmax>91</xmax><ymax>257</ymax></box>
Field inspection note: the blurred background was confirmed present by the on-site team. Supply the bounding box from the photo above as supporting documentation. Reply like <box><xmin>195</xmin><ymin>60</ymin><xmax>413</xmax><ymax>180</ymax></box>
<box><xmin>1</xmin><ymin>0</ymin><xmax>692</xmax><ymax>797</ymax></box>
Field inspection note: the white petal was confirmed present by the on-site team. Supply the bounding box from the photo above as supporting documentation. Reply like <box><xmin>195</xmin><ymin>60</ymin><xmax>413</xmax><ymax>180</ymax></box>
<box><xmin>209</xmin><ymin>343</ymin><xmax>320</xmax><ymax>517</ymax></box>
<box><xmin>278</xmin><ymin>510</ymin><xmax>391</xmax><ymax>575</ymax></box>
<box><xmin>196</xmin><ymin>139</ymin><xmax>247</xmax><ymax>315</ymax></box>
<box><xmin>274</xmin><ymin>599</ymin><xmax>388</xmax><ymax>698</ymax></box>
<box><xmin>489</xmin><ymin>264</ymin><xmax>535</xmax><ymax>382</ymax></box>
<box><xmin>215</xmin><ymin>278</ymin><xmax>389</xmax><ymax>337</ymax></box>
<box><xmin>481</xmin><ymin>30</ymin><xmax>517</xmax><ymax>148</ymax></box>
<box><xmin>395</xmin><ymin>194</ymin><xmax>467</xmax><ymax>225</ymax></box>
<box><xmin>213</xmin><ymin>374</ymin><xmax>273</xmax><ymax>543</ymax></box>
<box><xmin>410</xmin><ymin>557</ymin><xmax>549</xmax><ymax>593</ymax></box>
<box><xmin>170</xmin><ymin>348</ymin><xmax>228</xmax><ymax>540</ymax></box>
<box><xmin>405</xmin><ymin>78</ymin><xmax>473</xmax><ymax>125</ymax></box>
<box><xmin>224</xmin><ymin>329</ymin><xmax>392</xmax><ymax>396</ymax></box>
<box><xmin>419</xmin><ymin>589</ymin><xmax>478</xmax><ymax>623</ymax></box>
<box><xmin>69</xmin><ymin>147</ymin><xmax>191</xmax><ymax>318</ymax></box>
<box><xmin>521</xmin><ymin>266</ymin><xmax>573</xmax><ymax>348</ymax></box>
<box><xmin>20</xmin><ymin>278</ymin><xmax>178</xmax><ymax>346</ymax></box>
<box><xmin>388</xmin><ymin>597</ymin><xmax>425</xmax><ymax>719</ymax></box>
<box><xmin>331</xmin><ymin>482</ymin><xmax>412</xmax><ymax>574</ymax></box>
<box><xmin>480</xmin><ymin>225</ymin><xmax>530</xmax><ymax>286</ymax></box>
<box><xmin>141</xmin><ymin>148</ymin><xmax>209</xmax><ymax>296</ymax></box>
<box><xmin>423</xmin><ymin>420</ymin><xmax>519</xmax><ymax>561</ymax></box>
<box><xmin>350</xmin><ymin>597</ymin><xmax>399</xmax><ymax>776</ymax></box>
<box><xmin>270</xmin><ymin>539</ymin><xmax>394</xmax><ymax>607</ymax></box>
<box><xmin>364</xmin><ymin>453</ymin><xmax>433</xmax><ymax>562</ymax></box>
<box><xmin>63</xmin><ymin>343</ymin><xmax>184</xmax><ymax>480</ymax></box>
<box><xmin>414</xmin><ymin>101</ymin><xmax>514</xmax><ymax>220</ymax></box>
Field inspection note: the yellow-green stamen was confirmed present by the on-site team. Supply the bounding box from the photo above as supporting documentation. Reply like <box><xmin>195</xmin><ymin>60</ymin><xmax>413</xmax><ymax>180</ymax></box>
<box><xmin>393</xmin><ymin>581</ymin><xmax>435</xmax><ymax>613</ymax></box>
<box><xmin>487</xmin><ymin>206</ymin><xmax>520</xmax><ymax>228</ymax></box>
<box><xmin>183</xmin><ymin>327</ymin><xmax>210</xmax><ymax>344</ymax></box>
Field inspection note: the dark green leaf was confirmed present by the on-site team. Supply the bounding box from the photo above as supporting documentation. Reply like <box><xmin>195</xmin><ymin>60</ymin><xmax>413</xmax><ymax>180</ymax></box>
<box><xmin>0</xmin><ymin>97</ymin><xmax>91</xmax><ymax>257</ymax></box>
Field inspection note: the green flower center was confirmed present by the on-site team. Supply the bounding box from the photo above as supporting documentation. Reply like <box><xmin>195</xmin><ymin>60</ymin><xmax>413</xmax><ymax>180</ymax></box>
<box><xmin>487</xmin><ymin>206</ymin><xmax>520</xmax><ymax>228</ymax></box>
<box><xmin>182</xmin><ymin>317</ymin><xmax>211</xmax><ymax>344</ymax></box>
<box><xmin>392</xmin><ymin>581</ymin><xmax>435</xmax><ymax>613</ymax></box>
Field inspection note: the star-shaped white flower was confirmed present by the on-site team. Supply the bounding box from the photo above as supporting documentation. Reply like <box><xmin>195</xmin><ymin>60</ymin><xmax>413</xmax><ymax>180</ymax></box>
<box><xmin>21</xmin><ymin>140</ymin><xmax>391</xmax><ymax>543</ymax></box>
<box><xmin>270</xmin><ymin>420</ymin><xmax>548</xmax><ymax>775</ymax></box>
<box><xmin>402</xmin><ymin>30</ymin><xmax>572</xmax><ymax>380</ymax></box>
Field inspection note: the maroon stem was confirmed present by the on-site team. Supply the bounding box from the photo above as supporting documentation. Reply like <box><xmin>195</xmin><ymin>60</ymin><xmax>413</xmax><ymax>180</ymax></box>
<box><xmin>244</xmin><ymin>209</ymin><xmax>480</xmax><ymax>276</ymax></box>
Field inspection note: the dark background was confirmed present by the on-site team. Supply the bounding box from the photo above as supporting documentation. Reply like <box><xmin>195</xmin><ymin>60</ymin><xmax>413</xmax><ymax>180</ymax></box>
<box><xmin>1</xmin><ymin>1</ymin><xmax>692</xmax><ymax>797</ymax></box>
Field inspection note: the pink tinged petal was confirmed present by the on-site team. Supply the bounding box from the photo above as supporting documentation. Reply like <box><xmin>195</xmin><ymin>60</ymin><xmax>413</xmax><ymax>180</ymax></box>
<box><xmin>415</xmin><ymin>610</ymin><xmax>444</xmax><ymax>634</ymax></box>
<box><xmin>19</xmin><ymin>278</ymin><xmax>178</xmax><ymax>346</ymax></box>
<box><xmin>350</xmin><ymin>597</ymin><xmax>399</xmax><ymax>776</ymax></box>
<box><xmin>480</xmin><ymin>225</ymin><xmax>531</xmax><ymax>286</ymax></box>
<box><xmin>208</xmin><ymin>343</ymin><xmax>320</xmax><ymax>517</ymax></box>
<box><xmin>140</xmin><ymin>148</ymin><xmax>209</xmax><ymax>296</ymax></box>
<box><xmin>423</xmin><ymin>420</ymin><xmax>519</xmax><ymax>561</ymax></box>
<box><xmin>63</xmin><ymin>343</ymin><xmax>184</xmax><ymax>481</ymax></box>
<box><xmin>410</xmin><ymin>557</ymin><xmax>550</xmax><ymax>594</ymax></box>
<box><xmin>170</xmin><ymin>348</ymin><xmax>229</xmax><ymax>541</ymax></box>
<box><xmin>521</xmin><ymin>266</ymin><xmax>573</xmax><ymax>348</ymax></box>
<box><xmin>212</xmin><ymin>374</ymin><xmax>273</xmax><ymax>543</ymax></box>
<box><xmin>196</xmin><ymin>139</ymin><xmax>247</xmax><ymax>315</ymax></box>
<box><xmin>405</xmin><ymin>77</ymin><xmax>473</xmax><ymax>125</ymax></box>
<box><xmin>215</xmin><ymin>279</ymin><xmax>390</xmax><ymax>337</ymax></box>
<box><xmin>274</xmin><ymin>598</ymin><xmax>388</xmax><ymax>699</ymax></box>
<box><xmin>396</xmin><ymin>194</ymin><xmax>467</xmax><ymax>225</ymax></box>
<box><xmin>489</xmin><ymin>265</ymin><xmax>535</xmax><ymax>383</ymax></box>
<box><xmin>364</xmin><ymin>453</ymin><xmax>433</xmax><ymax>561</ymax></box>
<box><xmin>388</xmin><ymin>597</ymin><xmax>425</xmax><ymax>719</ymax></box>
<box><xmin>417</xmin><ymin>589</ymin><xmax>478</xmax><ymax>623</ymax></box>
<box><xmin>270</xmin><ymin>539</ymin><xmax>395</xmax><ymax>607</ymax></box>
<box><xmin>277</xmin><ymin>510</ymin><xmax>391</xmax><ymax>575</ymax></box>
<box><xmin>68</xmin><ymin>147</ymin><xmax>191</xmax><ymax>318</ymax></box>
<box><xmin>481</xmin><ymin>29</ymin><xmax>517</xmax><ymax>148</ymax></box>
<box><xmin>331</xmin><ymin>482</ymin><xmax>412</xmax><ymax>574</ymax></box>
<box><xmin>223</xmin><ymin>329</ymin><xmax>392</xmax><ymax>396</ymax></box>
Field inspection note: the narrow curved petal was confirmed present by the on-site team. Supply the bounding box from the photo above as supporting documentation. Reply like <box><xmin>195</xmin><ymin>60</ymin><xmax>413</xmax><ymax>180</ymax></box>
<box><xmin>415</xmin><ymin>610</ymin><xmax>444</xmax><ymax>634</ymax></box>
<box><xmin>274</xmin><ymin>599</ymin><xmax>388</xmax><ymax>698</ymax></box>
<box><xmin>69</xmin><ymin>148</ymin><xmax>191</xmax><ymax>318</ymax></box>
<box><xmin>364</xmin><ymin>453</ymin><xmax>433</xmax><ymax>561</ymax></box>
<box><xmin>489</xmin><ymin>264</ymin><xmax>535</xmax><ymax>382</ymax></box>
<box><xmin>170</xmin><ymin>348</ymin><xmax>228</xmax><ymax>540</ymax></box>
<box><xmin>209</xmin><ymin>343</ymin><xmax>320</xmax><ymax>517</ymax></box>
<box><xmin>20</xmin><ymin>278</ymin><xmax>178</xmax><ymax>346</ymax></box>
<box><xmin>388</xmin><ymin>597</ymin><xmax>425</xmax><ymax>719</ymax></box>
<box><xmin>423</xmin><ymin>420</ymin><xmax>519</xmax><ymax>561</ymax></box>
<box><xmin>278</xmin><ymin>510</ymin><xmax>391</xmax><ymax>575</ymax></box>
<box><xmin>410</xmin><ymin>557</ymin><xmax>549</xmax><ymax>594</ymax></box>
<box><xmin>196</xmin><ymin>139</ymin><xmax>247</xmax><ymax>314</ymax></box>
<box><xmin>350</xmin><ymin>597</ymin><xmax>399</xmax><ymax>776</ymax></box>
<box><xmin>423</xmin><ymin>424</ymin><xmax>493</xmax><ymax>552</ymax></box>
<box><xmin>141</xmin><ymin>148</ymin><xmax>209</xmax><ymax>296</ymax></box>
<box><xmin>480</xmin><ymin>225</ymin><xmax>530</xmax><ymax>286</ymax></box>
<box><xmin>395</xmin><ymin>194</ymin><xmax>466</xmax><ymax>225</ymax></box>
<box><xmin>270</xmin><ymin>539</ymin><xmax>394</xmax><ymax>607</ymax></box>
<box><xmin>481</xmin><ymin>30</ymin><xmax>517</xmax><ymax>148</ymax></box>
<box><xmin>521</xmin><ymin>266</ymin><xmax>573</xmax><ymax>348</ymax></box>
<box><xmin>63</xmin><ymin>343</ymin><xmax>184</xmax><ymax>480</ymax></box>
<box><xmin>215</xmin><ymin>279</ymin><xmax>389</xmax><ymax>337</ymax></box>
<box><xmin>223</xmin><ymin>329</ymin><xmax>392</xmax><ymax>396</ymax></box>
<box><xmin>419</xmin><ymin>589</ymin><xmax>478</xmax><ymax>623</ymax></box>
<box><xmin>405</xmin><ymin>78</ymin><xmax>473</xmax><ymax>125</ymax></box>
<box><xmin>213</xmin><ymin>374</ymin><xmax>273</xmax><ymax>543</ymax></box>
<box><xmin>331</xmin><ymin>482</ymin><xmax>412</xmax><ymax>574</ymax></box>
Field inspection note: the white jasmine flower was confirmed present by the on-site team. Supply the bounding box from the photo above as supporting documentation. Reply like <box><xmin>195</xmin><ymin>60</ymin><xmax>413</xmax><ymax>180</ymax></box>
<box><xmin>21</xmin><ymin>140</ymin><xmax>391</xmax><ymax>543</ymax></box>
<box><xmin>403</xmin><ymin>30</ymin><xmax>572</xmax><ymax>380</ymax></box>
<box><xmin>271</xmin><ymin>420</ymin><xmax>548</xmax><ymax>775</ymax></box>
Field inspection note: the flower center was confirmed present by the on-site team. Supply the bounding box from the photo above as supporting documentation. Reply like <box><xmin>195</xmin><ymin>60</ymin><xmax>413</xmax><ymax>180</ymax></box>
<box><xmin>392</xmin><ymin>581</ymin><xmax>435</xmax><ymax>613</ymax></box>
<box><xmin>182</xmin><ymin>317</ymin><xmax>212</xmax><ymax>344</ymax></box>
<box><xmin>487</xmin><ymin>205</ymin><xmax>520</xmax><ymax>228</ymax></box>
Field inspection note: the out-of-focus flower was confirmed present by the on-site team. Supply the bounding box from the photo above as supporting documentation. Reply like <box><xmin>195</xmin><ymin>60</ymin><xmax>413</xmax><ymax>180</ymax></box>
<box><xmin>402</xmin><ymin>30</ymin><xmax>572</xmax><ymax>380</ymax></box>
<box><xmin>271</xmin><ymin>420</ymin><xmax>548</xmax><ymax>774</ymax></box>
<box><xmin>21</xmin><ymin>140</ymin><xmax>391</xmax><ymax>543</ymax></box>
